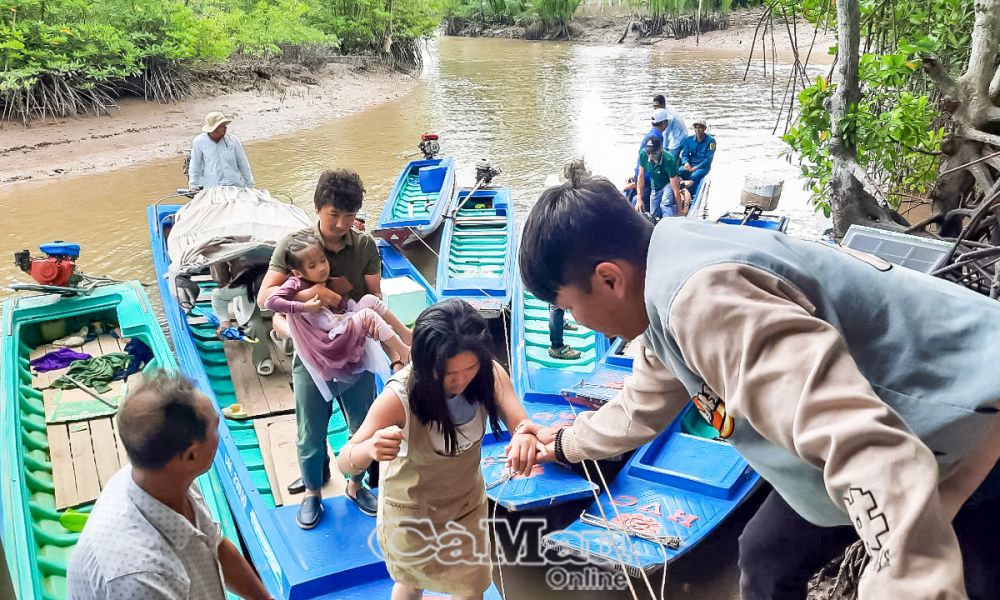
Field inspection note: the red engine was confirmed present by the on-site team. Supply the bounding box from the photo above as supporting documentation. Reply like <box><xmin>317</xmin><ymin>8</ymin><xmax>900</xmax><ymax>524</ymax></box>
<box><xmin>418</xmin><ymin>133</ymin><xmax>441</xmax><ymax>160</ymax></box>
<box><xmin>14</xmin><ymin>242</ymin><xmax>81</xmax><ymax>288</ymax></box>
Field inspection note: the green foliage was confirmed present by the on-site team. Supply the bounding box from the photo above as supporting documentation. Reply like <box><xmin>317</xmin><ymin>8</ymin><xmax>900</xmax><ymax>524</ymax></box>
<box><xmin>781</xmin><ymin>0</ymin><xmax>976</xmax><ymax>214</ymax></box>
<box><xmin>308</xmin><ymin>0</ymin><xmax>441</xmax><ymax>54</ymax></box>
<box><xmin>442</xmin><ymin>0</ymin><xmax>575</xmax><ymax>26</ymax></box>
<box><xmin>632</xmin><ymin>0</ymin><xmax>741</xmax><ymax>18</ymax></box>
<box><xmin>532</xmin><ymin>0</ymin><xmax>581</xmax><ymax>25</ymax></box>
<box><xmin>218</xmin><ymin>0</ymin><xmax>333</xmax><ymax>56</ymax></box>
<box><xmin>1</xmin><ymin>0</ymin><xmax>440</xmax><ymax>120</ymax></box>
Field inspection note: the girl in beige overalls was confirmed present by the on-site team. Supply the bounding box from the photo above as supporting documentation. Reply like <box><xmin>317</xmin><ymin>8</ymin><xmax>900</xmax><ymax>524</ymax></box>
<box><xmin>337</xmin><ymin>299</ymin><xmax>545</xmax><ymax>600</ymax></box>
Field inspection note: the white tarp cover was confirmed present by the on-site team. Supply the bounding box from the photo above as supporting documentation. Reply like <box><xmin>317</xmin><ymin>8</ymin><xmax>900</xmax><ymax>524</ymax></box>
<box><xmin>167</xmin><ymin>186</ymin><xmax>312</xmax><ymax>277</ymax></box>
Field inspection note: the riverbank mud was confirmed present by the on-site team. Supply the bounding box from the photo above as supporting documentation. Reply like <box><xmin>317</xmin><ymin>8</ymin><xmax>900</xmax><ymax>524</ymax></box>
<box><xmin>0</xmin><ymin>64</ymin><xmax>418</xmax><ymax>184</ymax></box>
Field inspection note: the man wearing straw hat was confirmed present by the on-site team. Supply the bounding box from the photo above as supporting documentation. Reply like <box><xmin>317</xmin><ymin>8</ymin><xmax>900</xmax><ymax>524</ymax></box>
<box><xmin>188</xmin><ymin>111</ymin><xmax>256</xmax><ymax>191</ymax></box>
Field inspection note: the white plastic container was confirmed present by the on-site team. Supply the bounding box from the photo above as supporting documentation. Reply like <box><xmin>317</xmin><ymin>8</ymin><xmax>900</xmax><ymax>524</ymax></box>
<box><xmin>381</xmin><ymin>276</ymin><xmax>428</xmax><ymax>326</ymax></box>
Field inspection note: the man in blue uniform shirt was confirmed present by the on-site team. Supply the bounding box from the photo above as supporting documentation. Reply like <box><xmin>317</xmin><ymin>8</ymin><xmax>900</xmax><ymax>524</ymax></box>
<box><xmin>678</xmin><ymin>118</ymin><xmax>716</xmax><ymax>194</ymax></box>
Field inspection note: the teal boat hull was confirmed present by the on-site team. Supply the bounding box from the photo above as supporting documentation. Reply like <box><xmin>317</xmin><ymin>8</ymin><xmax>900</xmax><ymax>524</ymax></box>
<box><xmin>435</xmin><ymin>187</ymin><xmax>516</xmax><ymax>318</ymax></box>
<box><xmin>374</xmin><ymin>157</ymin><xmax>457</xmax><ymax>246</ymax></box>
<box><xmin>0</xmin><ymin>282</ymin><xmax>240</xmax><ymax>599</ymax></box>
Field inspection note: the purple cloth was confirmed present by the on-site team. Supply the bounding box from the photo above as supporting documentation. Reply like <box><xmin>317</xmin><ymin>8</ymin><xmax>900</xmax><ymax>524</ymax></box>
<box><xmin>30</xmin><ymin>348</ymin><xmax>92</xmax><ymax>372</ymax></box>
<box><xmin>264</xmin><ymin>277</ymin><xmax>369</xmax><ymax>380</ymax></box>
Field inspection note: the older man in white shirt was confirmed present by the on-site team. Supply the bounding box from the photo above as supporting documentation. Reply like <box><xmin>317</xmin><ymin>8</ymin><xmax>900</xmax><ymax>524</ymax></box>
<box><xmin>188</xmin><ymin>111</ymin><xmax>255</xmax><ymax>191</ymax></box>
<box><xmin>67</xmin><ymin>373</ymin><xmax>270</xmax><ymax>600</ymax></box>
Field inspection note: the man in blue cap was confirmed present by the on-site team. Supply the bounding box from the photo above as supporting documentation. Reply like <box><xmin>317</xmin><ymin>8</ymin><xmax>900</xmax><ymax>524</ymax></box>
<box><xmin>635</xmin><ymin>135</ymin><xmax>684</xmax><ymax>218</ymax></box>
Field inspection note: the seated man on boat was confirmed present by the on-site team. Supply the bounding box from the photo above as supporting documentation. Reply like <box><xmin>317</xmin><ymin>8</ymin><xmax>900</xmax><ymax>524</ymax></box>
<box><xmin>652</xmin><ymin>94</ymin><xmax>689</xmax><ymax>159</ymax></box>
<box><xmin>67</xmin><ymin>372</ymin><xmax>270</xmax><ymax>600</ymax></box>
<box><xmin>188</xmin><ymin>111</ymin><xmax>255</xmax><ymax>192</ymax></box>
<box><xmin>635</xmin><ymin>136</ymin><xmax>686</xmax><ymax>218</ymax></box>
<box><xmin>519</xmin><ymin>163</ymin><xmax>1000</xmax><ymax>600</ymax></box>
<box><xmin>258</xmin><ymin>169</ymin><xmax>403</xmax><ymax>529</ymax></box>
<box><xmin>678</xmin><ymin>117</ymin><xmax>715</xmax><ymax>194</ymax></box>
<box><xmin>210</xmin><ymin>259</ymin><xmax>275</xmax><ymax>376</ymax></box>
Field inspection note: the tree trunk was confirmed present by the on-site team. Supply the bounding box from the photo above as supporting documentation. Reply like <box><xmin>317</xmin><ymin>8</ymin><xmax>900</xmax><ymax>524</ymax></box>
<box><xmin>828</xmin><ymin>0</ymin><xmax>907</xmax><ymax>239</ymax></box>
<box><xmin>924</xmin><ymin>0</ymin><xmax>1000</xmax><ymax>230</ymax></box>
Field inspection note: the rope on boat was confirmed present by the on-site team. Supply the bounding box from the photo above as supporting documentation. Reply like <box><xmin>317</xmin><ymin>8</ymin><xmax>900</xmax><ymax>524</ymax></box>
<box><xmin>565</xmin><ymin>397</ymin><xmax>664</xmax><ymax>600</ymax></box>
<box><xmin>578</xmin><ymin>512</ymin><xmax>682</xmax><ymax>549</ymax></box>
<box><xmin>404</xmin><ymin>223</ymin><xmax>654</xmax><ymax>600</ymax></box>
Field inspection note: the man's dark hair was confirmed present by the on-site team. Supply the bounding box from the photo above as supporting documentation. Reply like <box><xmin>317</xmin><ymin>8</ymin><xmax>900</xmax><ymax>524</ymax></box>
<box><xmin>519</xmin><ymin>161</ymin><xmax>654</xmax><ymax>304</ymax></box>
<box><xmin>117</xmin><ymin>372</ymin><xmax>209</xmax><ymax>469</ymax></box>
<box><xmin>314</xmin><ymin>169</ymin><xmax>365</xmax><ymax>213</ymax></box>
<box><xmin>653</xmin><ymin>94</ymin><xmax>666</xmax><ymax>108</ymax></box>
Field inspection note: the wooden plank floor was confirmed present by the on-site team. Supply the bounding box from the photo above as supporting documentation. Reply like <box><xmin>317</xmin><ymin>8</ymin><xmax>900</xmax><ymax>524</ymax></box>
<box><xmin>253</xmin><ymin>414</ymin><xmax>344</xmax><ymax>506</ymax></box>
<box><xmin>222</xmin><ymin>335</ymin><xmax>294</xmax><ymax>418</ymax></box>
<box><xmin>30</xmin><ymin>334</ymin><xmax>133</xmax><ymax>509</ymax></box>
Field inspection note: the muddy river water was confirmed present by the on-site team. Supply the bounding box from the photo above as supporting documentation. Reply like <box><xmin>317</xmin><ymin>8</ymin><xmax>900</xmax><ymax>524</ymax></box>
<box><xmin>0</xmin><ymin>35</ymin><xmax>828</xmax><ymax>597</ymax></box>
<box><xmin>1</xmin><ymin>36</ymin><xmax>826</xmax><ymax>299</ymax></box>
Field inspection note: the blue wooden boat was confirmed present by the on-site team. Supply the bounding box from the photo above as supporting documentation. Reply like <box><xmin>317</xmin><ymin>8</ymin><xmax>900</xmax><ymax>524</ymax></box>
<box><xmin>150</xmin><ymin>205</ymin><xmax>502</xmax><ymax>599</ymax></box>
<box><xmin>546</xmin><ymin>339</ymin><xmax>761</xmax><ymax>575</ymax></box>
<box><xmin>1</xmin><ymin>281</ymin><xmax>239</xmax><ymax>599</ymax></box>
<box><xmin>480</xmin><ymin>258</ymin><xmax>608</xmax><ymax>512</ymax></box>
<box><xmin>716</xmin><ymin>210</ymin><xmax>789</xmax><ymax>232</ymax></box>
<box><xmin>690</xmin><ymin>174</ymin><xmax>789</xmax><ymax>232</ymax></box>
<box><xmin>373</xmin><ymin>157</ymin><xmax>457</xmax><ymax>247</ymax></box>
<box><xmin>435</xmin><ymin>187</ymin><xmax>517</xmax><ymax>319</ymax></box>
<box><xmin>684</xmin><ymin>172</ymin><xmax>712</xmax><ymax>219</ymax></box>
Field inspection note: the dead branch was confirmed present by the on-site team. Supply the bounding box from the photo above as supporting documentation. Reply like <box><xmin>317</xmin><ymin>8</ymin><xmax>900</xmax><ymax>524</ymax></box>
<box><xmin>961</xmin><ymin>125</ymin><xmax>1000</xmax><ymax>147</ymax></box>
<box><xmin>920</xmin><ymin>55</ymin><xmax>959</xmax><ymax>101</ymax></box>
<box><xmin>743</xmin><ymin>3</ymin><xmax>773</xmax><ymax>81</ymax></box>
<box><xmin>939</xmin><ymin>148</ymin><xmax>1000</xmax><ymax>176</ymax></box>
<box><xmin>968</xmin><ymin>161</ymin><xmax>997</xmax><ymax>193</ymax></box>
<box><xmin>618</xmin><ymin>13</ymin><xmax>633</xmax><ymax>43</ymax></box>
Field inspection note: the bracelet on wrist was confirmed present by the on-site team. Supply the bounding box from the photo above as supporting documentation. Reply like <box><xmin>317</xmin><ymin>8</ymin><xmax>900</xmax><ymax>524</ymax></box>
<box><xmin>512</xmin><ymin>420</ymin><xmax>532</xmax><ymax>437</ymax></box>
<box><xmin>554</xmin><ymin>428</ymin><xmax>568</xmax><ymax>464</ymax></box>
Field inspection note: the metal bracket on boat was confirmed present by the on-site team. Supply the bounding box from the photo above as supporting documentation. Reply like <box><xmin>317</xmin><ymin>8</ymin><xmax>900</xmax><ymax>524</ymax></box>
<box><xmin>579</xmin><ymin>511</ymin><xmax>682</xmax><ymax>550</ymax></box>
<box><xmin>485</xmin><ymin>469</ymin><xmax>513</xmax><ymax>490</ymax></box>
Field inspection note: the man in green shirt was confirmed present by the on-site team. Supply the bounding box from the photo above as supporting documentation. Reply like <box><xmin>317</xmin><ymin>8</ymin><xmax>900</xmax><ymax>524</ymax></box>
<box><xmin>258</xmin><ymin>169</ymin><xmax>392</xmax><ymax>529</ymax></box>
<box><xmin>635</xmin><ymin>136</ymin><xmax>686</xmax><ymax>219</ymax></box>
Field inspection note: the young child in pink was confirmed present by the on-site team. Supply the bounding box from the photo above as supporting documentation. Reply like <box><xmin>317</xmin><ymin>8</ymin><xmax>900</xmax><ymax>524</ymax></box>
<box><xmin>264</xmin><ymin>233</ymin><xmax>410</xmax><ymax>397</ymax></box>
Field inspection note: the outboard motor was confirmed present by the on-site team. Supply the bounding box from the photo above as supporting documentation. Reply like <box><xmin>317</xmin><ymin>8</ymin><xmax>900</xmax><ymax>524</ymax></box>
<box><xmin>475</xmin><ymin>158</ymin><xmax>501</xmax><ymax>186</ymax></box>
<box><xmin>418</xmin><ymin>133</ymin><xmax>441</xmax><ymax>160</ymax></box>
<box><xmin>14</xmin><ymin>242</ymin><xmax>82</xmax><ymax>288</ymax></box>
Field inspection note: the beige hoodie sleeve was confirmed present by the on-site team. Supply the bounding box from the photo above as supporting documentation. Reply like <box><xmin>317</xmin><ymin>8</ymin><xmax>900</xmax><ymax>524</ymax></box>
<box><xmin>670</xmin><ymin>263</ymin><xmax>966</xmax><ymax>599</ymax></box>
<box><xmin>560</xmin><ymin>339</ymin><xmax>690</xmax><ymax>463</ymax></box>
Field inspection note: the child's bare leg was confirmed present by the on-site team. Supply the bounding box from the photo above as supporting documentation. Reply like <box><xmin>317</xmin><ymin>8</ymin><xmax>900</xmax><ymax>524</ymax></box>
<box><xmin>380</xmin><ymin>309</ymin><xmax>412</xmax><ymax>346</ymax></box>
<box><xmin>381</xmin><ymin>342</ymin><xmax>402</xmax><ymax>369</ymax></box>
<box><xmin>357</xmin><ymin>308</ymin><xmax>411</xmax><ymax>364</ymax></box>
<box><xmin>383</xmin><ymin>336</ymin><xmax>410</xmax><ymax>365</ymax></box>
<box><xmin>358</xmin><ymin>295</ymin><xmax>412</xmax><ymax>345</ymax></box>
